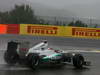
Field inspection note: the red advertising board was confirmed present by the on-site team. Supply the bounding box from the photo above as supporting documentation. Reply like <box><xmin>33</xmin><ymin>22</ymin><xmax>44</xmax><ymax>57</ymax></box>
<box><xmin>0</xmin><ymin>25</ymin><xmax>7</xmax><ymax>34</ymax></box>
<box><xmin>7</xmin><ymin>24</ymin><xmax>19</xmax><ymax>34</ymax></box>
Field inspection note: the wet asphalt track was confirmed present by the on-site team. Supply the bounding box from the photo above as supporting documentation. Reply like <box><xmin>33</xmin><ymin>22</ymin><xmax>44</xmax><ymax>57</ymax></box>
<box><xmin>0</xmin><ymin>35</ymin><xmax>100</xmax><ymax>75</ymax></box>
<box><xmin>1</xmin><ymin>34</ymin><xmax>100</xmax><ymax>50</ymax></box>
<box><xmin>0</xmin><ymin>51</ymin><xmax>100</xmax><ymax>75</ymax></box>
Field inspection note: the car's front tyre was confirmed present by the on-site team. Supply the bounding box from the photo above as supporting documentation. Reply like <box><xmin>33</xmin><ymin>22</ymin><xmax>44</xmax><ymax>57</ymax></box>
<box><xmin>27</xmin><ymin>53</ymin><xmax>40</xmax><ymax>69</ymax></box>
<box><xmin>73</xmin><ymin>54</ymin><xmax>84</xmax><ymax>68</ymax></box>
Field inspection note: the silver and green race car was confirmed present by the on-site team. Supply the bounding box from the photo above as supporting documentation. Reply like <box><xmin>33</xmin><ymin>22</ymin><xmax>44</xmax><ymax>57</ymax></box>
<box><xmin>4</xmin><ymin>40</ymin><xmax>91</xmax><ymax>69</ymax></box>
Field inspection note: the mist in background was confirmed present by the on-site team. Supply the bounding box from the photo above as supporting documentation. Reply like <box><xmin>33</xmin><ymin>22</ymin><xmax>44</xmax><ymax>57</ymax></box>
<box><xmin>0</xmin><ymin>0</ymin><xmax>100</xmax><ymax>26</ymax></box>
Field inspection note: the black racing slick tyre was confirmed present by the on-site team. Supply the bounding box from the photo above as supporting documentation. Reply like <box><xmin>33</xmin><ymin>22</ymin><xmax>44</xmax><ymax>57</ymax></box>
<box><xmin>27</xmin><ymin>53</ymin><xmax>40</xmax><ymax>69</ymax></box>
<box><xmin>4</xmin><ymin>51</ymin><xmax>19</xmax><ymax>65</ymax></box>
<box><xmin>73</xmin><ymin>54</ymin><xmax>84</xmax><ymax>68</ymax></box>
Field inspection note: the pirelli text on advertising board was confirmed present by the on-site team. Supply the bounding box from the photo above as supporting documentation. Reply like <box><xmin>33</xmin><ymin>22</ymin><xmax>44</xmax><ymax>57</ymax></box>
<box><xmin>72</xmin><ymin>27</ymin><xmax>100</xmax><ymax>38</ymax></box>
<box><xmin>20</xmin><ymin>24</ymin><xmax>65</xmax><ymax>37</ymax></box>
<box><xmin>27</xmin><ymin>26</ymin><xmax>58</xmax><ymax>35</ymax></box>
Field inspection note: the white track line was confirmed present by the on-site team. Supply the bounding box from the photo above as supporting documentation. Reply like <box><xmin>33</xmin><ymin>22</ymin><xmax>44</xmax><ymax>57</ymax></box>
<box><xmin>63</xmin><ymin>50</ymin><xmax>100</xmax><ymax>53</ymax></box>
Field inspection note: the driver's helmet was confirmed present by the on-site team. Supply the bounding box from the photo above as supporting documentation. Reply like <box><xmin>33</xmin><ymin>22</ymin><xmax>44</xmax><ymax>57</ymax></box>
<box><xmin>42</xmin><ymin>40</ymin><xmax>47</xmax><ymax>43</ymax></box>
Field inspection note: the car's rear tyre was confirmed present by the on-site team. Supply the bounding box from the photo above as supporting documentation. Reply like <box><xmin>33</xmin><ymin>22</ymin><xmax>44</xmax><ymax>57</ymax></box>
<box><xmin>27</xmin><ymin>53</ymin><xmax>40</xmax><ymax>69</ymax></box>
<box><xmin>73</xmin><ymin>54</ymin><xmax>84</xmax><ymax>68</ymax></box>
<box><xmin>4</xmin><ymin>51</ymin><xmax>19</xmax><ymax>65</ymax></box>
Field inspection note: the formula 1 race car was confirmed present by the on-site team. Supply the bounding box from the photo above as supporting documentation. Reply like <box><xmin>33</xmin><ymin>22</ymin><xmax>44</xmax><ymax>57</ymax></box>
<box><xmin>4</xmin><ymin>40</ymin><xmax>91</xmax><ymax>69</ymax></box>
